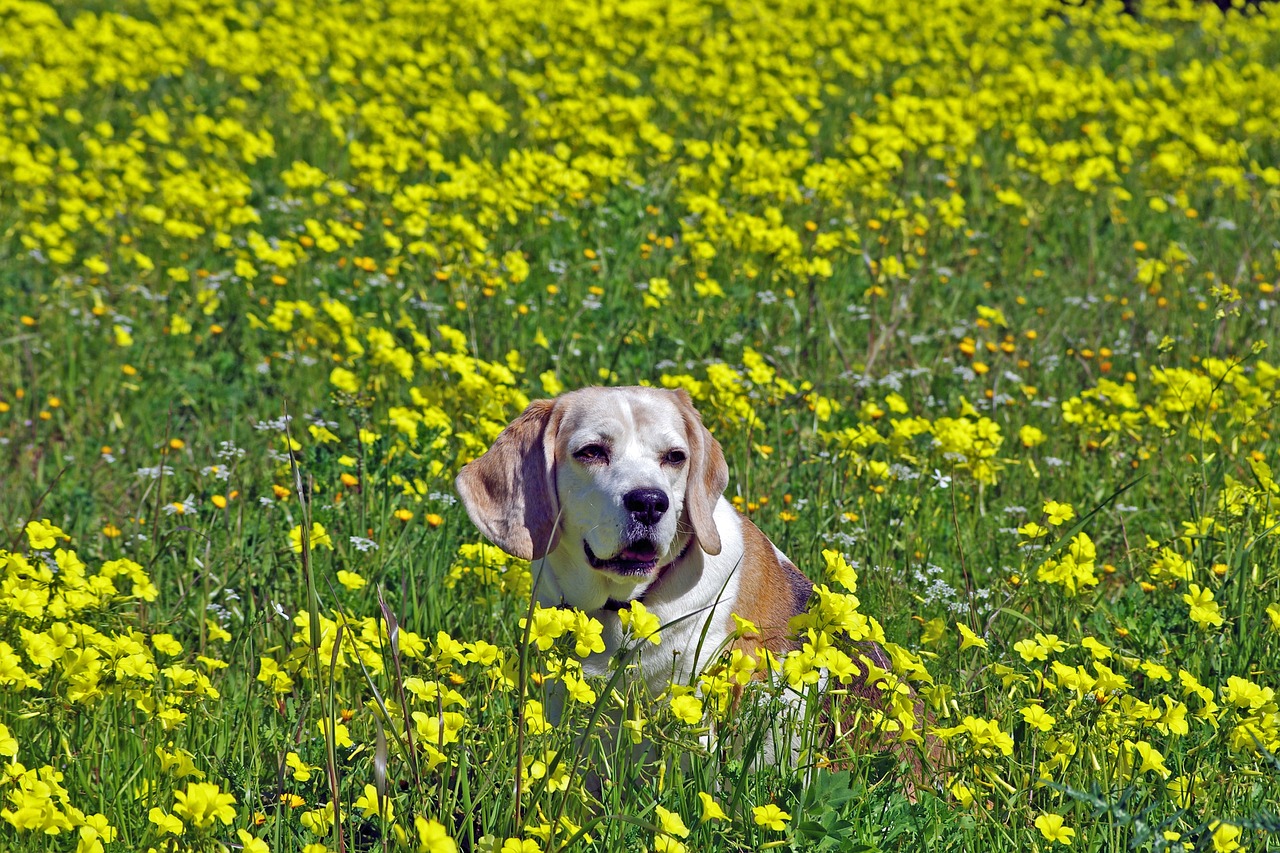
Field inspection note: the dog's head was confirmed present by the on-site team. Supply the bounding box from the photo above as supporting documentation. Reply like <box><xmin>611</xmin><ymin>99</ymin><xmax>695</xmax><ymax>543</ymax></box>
<box><xmin>455</xmin><ymin>386</ymin><xmax>728</xmax><ymax>608</ymax></box>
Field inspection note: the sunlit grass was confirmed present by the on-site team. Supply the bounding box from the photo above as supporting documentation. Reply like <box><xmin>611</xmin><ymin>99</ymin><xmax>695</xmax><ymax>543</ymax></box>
<box><xmin>1</xmin><ymin>0</ymin><xmax>1279</xmax><ymax>850</ymax></box>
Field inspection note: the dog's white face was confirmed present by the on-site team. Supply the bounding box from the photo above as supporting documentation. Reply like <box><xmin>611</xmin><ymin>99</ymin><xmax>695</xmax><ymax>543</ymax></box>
<box><xmin>551</xmin><ymin>389</ymin><xmax>695</xmax><ymax>607</ymax></box>
<box><xmin>456</xmin><ymin>386</ymin><xmax>728</xmax><ymax>610</ymax></box>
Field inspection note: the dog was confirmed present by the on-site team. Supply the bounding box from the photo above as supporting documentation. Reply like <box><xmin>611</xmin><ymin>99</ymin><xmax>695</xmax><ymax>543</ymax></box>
<box><xmin>456</xmin><ymin>386</ymin><xmax>934</xmax><ymax>784</ymax></box>
<box><xmin>455</xmin><ymin>385</ymin><xmax>813</xmax><ymax>692</ymax></box>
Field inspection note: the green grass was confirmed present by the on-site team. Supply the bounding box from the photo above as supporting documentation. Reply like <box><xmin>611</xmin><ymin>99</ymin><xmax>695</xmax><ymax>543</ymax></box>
<box><xmin>2</xmin><ymin>0</ymin><xmax>1280</xmax><ymax>850</ymax></box>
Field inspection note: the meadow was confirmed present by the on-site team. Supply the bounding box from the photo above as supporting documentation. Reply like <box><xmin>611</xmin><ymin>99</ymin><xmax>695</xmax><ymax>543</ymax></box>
<box><xmin>2</xmin><ymin>0</ymin><xmax>1280</xmax><ymax>849</ymax></box>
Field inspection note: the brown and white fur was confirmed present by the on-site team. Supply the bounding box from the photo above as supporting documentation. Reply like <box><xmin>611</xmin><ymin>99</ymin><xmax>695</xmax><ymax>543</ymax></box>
<box><xmin>455</xmin><ymin>386</ymin><xmax>811</xmax><ymax>696</ymax></box>
<box><xmin>456</xmin><ymin>386</ymin><xmax>936</xmax><ymax>787</ymax></box>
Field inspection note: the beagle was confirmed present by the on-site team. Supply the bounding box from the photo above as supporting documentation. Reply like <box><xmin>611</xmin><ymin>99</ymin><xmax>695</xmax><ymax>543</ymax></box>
<box><xmin>456</xmin><ymin>386</ymin><xmax>938</xmax><ymax>790</ymax></box>
<box><xmin>455</xmin><ymin>385</ymin><xmax>813</xmax><ymax>696</ymax></box>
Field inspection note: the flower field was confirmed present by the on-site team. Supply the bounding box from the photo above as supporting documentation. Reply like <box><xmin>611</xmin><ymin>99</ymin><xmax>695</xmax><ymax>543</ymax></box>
<box><xmin>2</xmin><ymin>0</ymin><xmax>1280</xmax><ymax>849</ymax></box>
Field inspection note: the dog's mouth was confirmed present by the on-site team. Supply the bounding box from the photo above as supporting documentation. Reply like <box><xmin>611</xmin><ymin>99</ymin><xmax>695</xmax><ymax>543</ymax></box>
<box><xmin>584</xmin><ymin>539</ymin><xmax>660</xmax><ymax>576</ymax></box>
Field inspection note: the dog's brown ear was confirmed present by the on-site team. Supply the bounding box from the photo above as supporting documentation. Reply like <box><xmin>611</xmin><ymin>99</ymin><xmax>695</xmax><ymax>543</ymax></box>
<box><xmin>455</xmin><ymin>399</ymin><xmax>561</xmax><ymax>561</ymax></box>
<box><xmin>674</xmin><ymin>388</ymin><xmax>728</xmax><ymax>556</ymax></box>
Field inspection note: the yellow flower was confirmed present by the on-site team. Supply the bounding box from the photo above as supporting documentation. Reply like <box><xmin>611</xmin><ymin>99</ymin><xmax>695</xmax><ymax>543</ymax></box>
<box><xmin>539</xmin><ymin>370</ymin><xmax>564</xmax><ymax>396</ymax></box>
<box><xmin>752</xmin><ymin>804</ymin><xmax>791</xmax><ymax>831</ymax></box>
<box><xmin>148</xmin><ymin>807</ymin><xmax>183</xmax><ymax>835</ymax></box>
<box><xmin>256</xmin><ymin>655</ymin><xmax>289</xmax><ymax>696</ymax></box>
<box><xmin>694</xmin><ymin>278</ymin><xmax>724</xmax><ymax>298</ymax></box>
<box><xmin>171</xmin><ymin>781</ymin><xmax>236</xmax><ymax>828</ymax></box>
<box><xmin>237</xmin><ymin>829</ymin><xmax>271</xmax><ymax>853</ymax></box>
<box><xmin>655</xmin><ymin>805</ymin><xmax>690</xmax><ymax>838</ymax></box>
<box><xmin>1013</xmin><ymin>638</ymin><xmax>1046</xmax><ymax>662</ymax></box>
<box><xmin>920</xmin><ymin>617</ymin><xmax>947</xmax><ymax>646</ymax></box>
<box><xmin>669</xmin><ymin>694</ymin><xmax>703</xmax><ymax>725</ymax></box>
<box><xmin>957</xmin><ymin>622</ymin><xmax>988</xmax><ymax>651</ymax></box>
<box><xmin>697</xmin><ymin>792</ymin><xmax>727</xmax><ymax>822</ymax></box>
<box><xmin>562</xmin><ymin>671</ymin><xmax>597</xmax><ymax>705</ymax></box>
<box><xmin>336</xmin><ymin>570</ymin><xmax>367</xmax><ymax>591</ymax></box>
<box><xmin>1043</xmin><ymin>500</ymin><xmax>1076</xmax><ymax>526</ymax></box>
<box><xmin>1034</xmin><ymin>813</ymin><xmax>1075</xmax><ymax>845</ymax></box>
<box><xmin>1183</xmin><ymin>584</ymin><xmax>1224</xmax><ymax>630</ymax></box>
<box><xmin>1080</xmin><ymin>636</ymin><xmax>1113</xmax><ymax>660</ymax></box>
<box><xmin>522</xmin><ymin>605</ymin><xmax>570</xmax><ymax>651</ymax></box>
<box><xmin>1133</xmin><ymin>741</ymin><xmax>1171</xmax><ymax>778</ymax></box>
<box><xmin>156</xmin><ymin>746</ymin><xmax>204</xmax><ymax>779</ymax></box>
<box><xmin>1020</xmin><ymin>705</ymin><xmax>1055</xmax><ymax>732</ymax></box>
<box><xmin>300</xmin><ymin>803</ymin><xmax>336</xmax><ymax>836</ymax></box>
<box><xmin>500</xmin><ymin>840</ymin><xmax>541</xmax><ymax>853</ymax></box>
<box><xmin>821</xmin><ymin>548</ymin><xmax>858</xmax><ymax>592</ymax></box>
<box><xmin>25</xmin><ymin>519</ymin><xmax>69</xmax><ymax>550</ymax></box>
<box><xmin>1210</xmin><ymin>821</ymin><xmax>1242</xmax><ymax>852</ymax></box>
<box><xmin>654</xmin><ymin>835</ymin><xmax>687</xmax><ymax>853</ymax></box>
<box><xmin>78</xmin><ymin>813</ymin><xmax>117</xmax><ymax>853</ymax></box>
<box><xmin>1018</xmin><ymin>424</ymin><xmax>1046</xmax><ymax>448</ymax></box>
<box><xmin>286</xmin><ymin>752</ymin><xmax>314</xmax><ymax>781</ymax></box>
<box><xmin>318</xmin><ymin>719</ymin><xmax>354</xmax><ymax>748</ymax></box>
<box><xmin>414</xmin><ymin>816</ymin><xmax>458</xmax><ymax>853</ymax></box>
<box><xmin>621</xmin><ymin>713</ymin><xmax>647</xmax><ymax>745</ymax></box>
<box><xmin>1167</xmin><ymin>775</ymin><xmax>1201</xmax><ymax>808</ymax></box>
<box><xmin>643</xmin><ymin>276</ymin><xmax>671</xmax><ymax>308</ymax></box>
<box><xmin>330</xmin><ymin>367</ymin><xmax>360</xmax><ymax>393</ymax></box>
<box><xmin>353</xmin><ymin>784</ymin><xmax>394</xmax><ymax>821</ymax></box>
<box><xmin>289</xmin><ymin>522</ymin><xmax>334</xmax><ymax>552</ymax></box>
<box><xmin>570</xmin><ymin>610</ymin><xmax>605</xmax><ymax>657</ymax></box>
<box><xmin>1092</xmin><ymin>662</ymin><xmax>1128</xmax><ymax>694</ymax></box>
<box><xmin>619</xmin><ymin>601</ymin><xmax>662</xmax><ymax>645</ymax></box>
<box><xmin>1017</xmin><ymin>521</ymin><xmax>1049</xmax><ymax>540</ymax></box>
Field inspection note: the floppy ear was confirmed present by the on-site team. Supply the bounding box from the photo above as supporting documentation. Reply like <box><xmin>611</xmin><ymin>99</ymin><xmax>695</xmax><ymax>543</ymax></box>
<box><xmin>674</xmin><ymin>388</ymin><xmax>728</xmax><ymax>556</ymax></box>
<box><xmin>455</xmin><ymin>399</ymin><xmax>561</xmax><ymax>561</ymax></box>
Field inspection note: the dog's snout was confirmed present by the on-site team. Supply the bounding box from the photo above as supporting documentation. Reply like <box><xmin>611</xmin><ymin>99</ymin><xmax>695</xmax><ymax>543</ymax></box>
<box><xmin>623</xmin><ymin>488</ymin><xmax>669</xmax><ymax>525</ymax></box>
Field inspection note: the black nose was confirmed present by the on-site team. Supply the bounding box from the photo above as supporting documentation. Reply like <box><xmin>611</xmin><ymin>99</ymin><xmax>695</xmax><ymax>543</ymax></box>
<box><xmin>624</xmin><ymin>488</ymin><xmax>669</xmax><ymax>525</ymax></box>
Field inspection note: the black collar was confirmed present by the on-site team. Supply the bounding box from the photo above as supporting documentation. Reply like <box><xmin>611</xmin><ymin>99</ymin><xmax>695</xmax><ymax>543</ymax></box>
<box><xmin>600</xmin><ymin>538</ymin><xmax>694</xmax><ymax>612</ymax></box>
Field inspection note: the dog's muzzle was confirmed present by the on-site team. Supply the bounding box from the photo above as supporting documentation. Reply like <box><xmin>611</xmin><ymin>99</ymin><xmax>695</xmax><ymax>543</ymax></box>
<box><xmin>584</xmin><ymin>538</ymin><xmax>660</xmax><ymax>576</ymax></box>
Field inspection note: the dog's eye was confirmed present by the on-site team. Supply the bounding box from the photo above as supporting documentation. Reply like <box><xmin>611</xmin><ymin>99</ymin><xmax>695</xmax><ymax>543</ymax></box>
<box><xmin>574</xmin><ymin>444</ymin><xmax>609</xmax><ymax>463</ymax></box>
<box><xmin>663</xmin><ymin>449</ymin><xmax>687</xmax><ymax>466</ymax></box>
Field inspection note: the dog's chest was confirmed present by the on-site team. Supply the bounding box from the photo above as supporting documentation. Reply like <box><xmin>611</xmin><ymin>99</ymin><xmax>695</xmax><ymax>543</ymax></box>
<box><xmin>573</xmin><ymin>502</ymin><xmax>749</xmax><ymax>694</ymax></box>
<box><xmin>580</xmin><ymin>601</ymin><xmax>734</xmax><ymax>695</ymax></box>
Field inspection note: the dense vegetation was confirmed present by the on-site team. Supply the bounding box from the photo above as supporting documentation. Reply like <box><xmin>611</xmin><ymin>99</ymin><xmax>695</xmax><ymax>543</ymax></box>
<box><xmin>2</xmin><ymin>0</ymin><xmax>1279</xmax><ymax>849</ymax></box>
